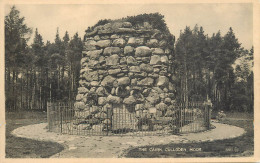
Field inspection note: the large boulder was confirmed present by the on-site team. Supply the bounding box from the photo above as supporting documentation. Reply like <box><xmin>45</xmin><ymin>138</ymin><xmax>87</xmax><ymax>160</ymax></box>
<box><xmin>101</xmin><ymin>75</ymin><xmax>116</xmax><ymax>87</ymax></box>
<box><xmin>76</xmin><ymin>94</ymin><xmax>84</xmax><ymax>101</ymax></box>
<box><xmin>84</xmin><ymin>40</ymin><xmax>96</xmax><ymax>51</ymax></box>
<box><xmin>152</xmin><ymin>48</ymin><xmax>164</xmax><ymax>55</ymax></box>
<box><xmin>106</xmin><ymin>54</ymin><xmax>119</xmax><ymax>66</ymax></box>
<box><xmin>78</xmin><ymin>87</ymin><xmax>89</xmax><ymax>94</ymax></box>
<box><xmin>150</xmin><ymin>55</ymin><xmax>161</xmax><ymax>65</ymax></box>
<box><xmin>129</xmin><ymin>66</ymin><xmax>140</xmax><ymax>73</ymax></box>
<box><xmin>124</xmin><ymin>46</ymin><xmax>134</xmax><ymax>55</ymax></box>
<box><xmin>146</xmin><ymin>90</ymin><xmax>160</xmax><ymax>104</ymax></box>
<box><xmin>117</xmin><ymin>77</ymin><xmax>130</xmax><ymax>86</ymax></box>
<box><xmin>108</xmin><ymin>69</ymin><xmax>121</xmax><ymax>75</ymax></box>
<box><xmin>123</xmin><ymin>96</ymin><xmax>136</xmax><ymax>105</ymax></box>
<box><xmin>112</xmin><ymin>38</ymin><xmax>126</xmax><ymax>47</ymax></box>
<box><xmin>137</xmin><ymin>77</ymin><xmax>154</xmax><ymax>86</ymax></box>
<box><xmin>126</xmin><ymin>56</ymin><xmax>137</xmax><ymax>65</ymax></box>
<box><xmin>96</xmin><ymin>87</ymin><xmax>108</xmax><ymax>96</ymax></box>
<box><xmin>140</xmin><ymin>63</ymin><xmax>153</xmax><ymax>73</ymax></box>
<box><xmin>98</xmin><ymin>97</ymin><xmax>107</xmax><ymax>105</ymax></box>
<box><xmin>127</xmin><ymin>37</ymin><xmax>144</xmax><ymax>46</ymax></box>
<box><xmin>103</xmin><ymin>47</ymin><xmax>121</xmax><ymax>55</ymax></box>
<box><xmin>83</xmin><ymin>71</ymin><xmax>98</xmax><ymax>81</ymax></box>
<box><xmin>86</xmin><ymin>49</ymin><xmax>103</xmax><ymax>60</ymax></box>
<box><xmin>155</xmin><ymin>102</ymin><xmax>168</xmax><ymax>111</ymax></box>
<box><xmin>135</xmin><ymin>46</ymin><xmax>152</xmax><ymax>57</ymax></box>
<box><xmin>161</xmin><ymin>55</ymin><xmax>169</xmax><ymax>64</ymax></box>
<box><xmin>107</xmin><ymin>95</ymin><xmax>121</xmax><ymax>104</ymax></box>
<box><xmin>96</xmin><ymin>40</ymin><xmax>111</xmax><ymax>48</ymax></box>
<box><xmin>146</xmin><ymin>39</ymin><xmax>159</xmax><ymax>47</ymax></box>
<box><xmin>156</xmin><ymin>76</ymin><xmax>169</xmax><ymax>87</ymax></box>
<box><xmin>74</xmin><ymin>102</ymin><xmax>85</xmax><ymax>110</ymax></box>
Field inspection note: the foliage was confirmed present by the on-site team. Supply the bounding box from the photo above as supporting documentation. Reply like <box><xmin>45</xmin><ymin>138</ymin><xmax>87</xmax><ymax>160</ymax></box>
<box><xmin>5</xmin><ymin>6</ymin><xmax>83</xmax><ymax>111</ymax></box>
<box><xmin>174</xmin><ymin>25</ymin><xmax>253</xmax><ymax>112</ymax></box>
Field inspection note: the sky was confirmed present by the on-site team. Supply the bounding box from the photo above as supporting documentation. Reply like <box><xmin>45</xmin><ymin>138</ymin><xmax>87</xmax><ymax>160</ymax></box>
<box><xmin>5</xmin><ymin>3</ymin><xmax>253</xmax><ymax>49</ymax></box>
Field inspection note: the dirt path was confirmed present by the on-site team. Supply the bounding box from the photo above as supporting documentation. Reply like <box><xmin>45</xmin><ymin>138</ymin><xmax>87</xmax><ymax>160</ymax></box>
<box><xmin>11</xmin><ymin>122</ymin><xmax>245</xmax><ymax>158</ymax></box>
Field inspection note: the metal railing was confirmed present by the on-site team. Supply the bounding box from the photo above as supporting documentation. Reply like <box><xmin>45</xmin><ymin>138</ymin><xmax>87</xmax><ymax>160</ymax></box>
<box><xmin>47</xmin><ymin>101</ymin><xmax>211</xmax><ymax>136</ymax></box>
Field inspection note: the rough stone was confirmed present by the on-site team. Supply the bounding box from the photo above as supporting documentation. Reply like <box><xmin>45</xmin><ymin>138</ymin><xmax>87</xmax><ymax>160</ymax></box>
<box><xmin>90</xmin><ymin>81</ymin><xmax>100</xmax><ymax>87</ymax></box>
<box><xmin>137</xmin><ymin>77</ymin><xmax>154</xmax><ymax>86</ymax></box>
<box><xmin>146</xmin><ymin>39</ymin><xmax>159</xmax><ymax>47</ymax></box>
<box><xmin>152</xmin><ymin>48</ymin><xmax>164</xmax><ymax>55</ymax></box>
<box><xmin>120</xmin><ymin>57</ymin><xmax>127</xmax><ymax>64</ymax></box>
<box><xmin>150</xmin><ymin>55</ymin><xmax>161</xmax><ymax>65</ymax></box>
<box><xmin>74</xmin><ymin>102</ymin><xmax>85</xmax><ymax>110</ymax></box>
<box><xmin>96</xmin><ymin>87</ymin><xmax>108</xmax><ymax>96</ymax></box>
<box><xmin>99</xmin><ymin>56</ymin><xmax>106</xmax><ymax>64</ymax></box>
<box><xmin>107</xmin><ymin>95</ymin><xmax>121</xmax><ymax>104</ymax></box>
<box><xmin>123</xmin><ymin>96</ymin><xmax>136</xmax><ymax>105</ymax></box>
<box><xmin>86</xmin><ymin>50</ymin><xmax>103</xmax><ymax>60</ymax></box>
<box><xmin>126</xmin><ymin>56</ymin><xmax>137</xmax><ymax>65</ymax></box>
<box><xmin>165</xmin><ymin>110</ymin><xmax>175</xmax><ymax>117</ymax></box>
<box><xmin>127</xmin><ymin>37</ymin><xmax>144</xmax><ymax>46</ymax></box>
<box><xmin>129</xmin><ymin>66</ymin><xmax>140</xmax><ymax>73</ymax></box>
<box><xmin>84</xmin><ymin>71</ymin><xmax>98</xmax><ymax>81</ymax></box>
<box><xmin>76</xmin><ymin>94</ymin><xmax>84</xmax><ymax>101</ymax></box>
<box><xmin>88</xmin><ymin>59</ymin><xmax>99</xmax><ymax>68</ymax></box>
<box><xmin>135</xmin><ymin>46</ymin><xmax>152</xmax><ymax>57</ymax></box>
<box><xmin>124</xmin><ymin>46</ymin><xmax>134</xmax><ymax>55</ymax></box>
<box><xmin>155</xmin><ymin>102</ymin><xmax>168</xmax><ymax>111</ymax></box>
<box><xmin>108</xmin><ymin>69</ymin><xmax>121</xmax><ymax>75</ymax></box>
<box><xmin>115</xmin><ymin>87</ymin><xmax>130</xmax><ymax>97</ymax></box>
<box><xmin>146</xmin><ymin>91</ymin><xmax>160</xmax><ymax>105</ymax></box>
<box><xmin>106</xmin><ymin>54</ymin><xmax>119</xmax><ymax>66</ymax></box>
<box><xmin>161</xmin><ymin>55</ymin><xmax>169</xmax><ymax>64</ymax></box>
<box><xmin>164</xmin><ymin>97</ymin><xmax>172</xmax><ymax>104</ymax></box>
<box><xmin>149</xmin><ymin>107</ymin><xmax>157</xmax><ymax>114</ymax></box>
<box><xmin>101</xmin><ymin>75</ymin><xmax>116</xmax><ymax>87</ymax></box>
<box><xmin>103</xmin><ymin>47</ymin><xmax>121</xmax><ymax>55</ymax></box>
<box><xmin>153</xmin><ymin>87</ymin><xmax>163</xmax><ymax>93</ymax></box>
<box><xmin>110</xmin><ymin>34</ymin><xmax>119</xmax><ymax>39</ymax></box>
<box><xmin>84</xmin><ymin>40</ymin><xmax>96</xmax><ymax>51</ymax></box>
<box><xmin>98</xmin><ymin>97</ymin><xmax>107</xmax><ymax>105</ymax></box>
<box><xmin>157</xmin><ymin>76</ymin><xmax>169</xmax><ymax>87</ymax></box>
<box><xmin>117</xmin><ymin>77</ymin><xmax>130</xmax><ymax>86</ymax></box>
<box><xmin>112</xmin><ymin>38</ymin><xmax>126</xmax><ymax>47</ymax></box>
<box><xmin>96</xmin><ymin>40</ymin><xmax>111</xmax><ymax>48</ymax></box>
<box><xmin>135</xmin><ymin>104</ymin><xmax>144</xmax><ymax>111</ymax></box>
<box><xmin>94</xmin><ymin>35</ymin><xmax>100</xmax><ymax>41</ymax></box>
<box><xmin>78</xmin><ymin>87</ymin><xmax>89</xmax><ymax>94</ymax></box>
<box><xmin>140</xmin><ymin>63</ymin><xmax>153</xmax><ymax>73</ymax></box>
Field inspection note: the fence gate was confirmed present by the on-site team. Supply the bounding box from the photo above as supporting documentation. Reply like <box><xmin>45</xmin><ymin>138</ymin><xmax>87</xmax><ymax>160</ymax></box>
<box><xmin>47</xmin><ymin>101</ymin><xmax>211</xmax><ymax>136</ymax></box>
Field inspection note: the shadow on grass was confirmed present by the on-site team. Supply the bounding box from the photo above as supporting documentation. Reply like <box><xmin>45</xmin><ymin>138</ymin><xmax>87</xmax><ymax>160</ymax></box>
<box><xmin>5</xmin><ymin>111</ymin><xmax>64</xmax><ymax>158</ymax></box>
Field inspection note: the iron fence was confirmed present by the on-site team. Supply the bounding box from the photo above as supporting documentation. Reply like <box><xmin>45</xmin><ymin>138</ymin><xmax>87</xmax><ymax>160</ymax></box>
<box><xmin>47</xmin><ymin>101</ymin><xmax>212</xmax><ymax>136</ymax></box>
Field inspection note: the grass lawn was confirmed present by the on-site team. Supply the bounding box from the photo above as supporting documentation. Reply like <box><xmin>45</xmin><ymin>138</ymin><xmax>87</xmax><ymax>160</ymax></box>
<box><xmin>124</xmin><ymin>112</ymin><xmax>254</xmax><ymax>158</ymax></box>
<box><xmin>5</xmin><ymin>111</ymin><xmax>64</xmax><ymax>158</ymax></box>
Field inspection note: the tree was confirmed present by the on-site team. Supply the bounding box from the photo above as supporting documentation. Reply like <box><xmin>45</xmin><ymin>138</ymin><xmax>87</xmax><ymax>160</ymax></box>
<box><xmin>5</xmin><ymin>5</ymin><xmax>32</xmax><ymax>110</ymax></box>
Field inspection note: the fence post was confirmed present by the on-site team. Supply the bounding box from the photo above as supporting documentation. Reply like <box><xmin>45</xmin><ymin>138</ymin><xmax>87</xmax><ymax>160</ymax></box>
<box><xmin>47</xmin><ymin>101</ymin><xmax>51</xmax><ymax>131</ymax></box>
<box><xmin>207</xmin><ymin>104</ymin><xmax>211</xmax><ymax>130</ymax></box>
<box><xmin>59</xmin><ymin>102</ymin><xmax>63</xmax><ymax>133</ymax></box>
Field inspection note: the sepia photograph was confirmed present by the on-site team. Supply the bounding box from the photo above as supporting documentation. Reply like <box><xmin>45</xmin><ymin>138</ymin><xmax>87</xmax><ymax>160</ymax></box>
<box><xmin>1</xmin><ymin>0</ymin><xmax>259</xmax><ymax>162</ymax></box>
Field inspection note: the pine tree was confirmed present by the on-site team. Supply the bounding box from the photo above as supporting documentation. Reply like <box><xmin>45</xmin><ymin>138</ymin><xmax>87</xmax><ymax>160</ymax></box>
<box><xmin>5</xmin><ymin>5</ymin><xmax>32</xmax><ymax>110</ymax></box>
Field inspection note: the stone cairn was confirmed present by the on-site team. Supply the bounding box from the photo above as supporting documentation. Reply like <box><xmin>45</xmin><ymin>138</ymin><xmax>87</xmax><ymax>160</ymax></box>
<box><xmin>74</xmin><ymin>20</ymin><xmax>176</xmax><ymax>133</ymax></box>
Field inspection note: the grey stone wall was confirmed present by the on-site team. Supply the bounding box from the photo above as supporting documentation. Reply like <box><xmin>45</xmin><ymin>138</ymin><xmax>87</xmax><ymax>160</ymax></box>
<box><xmin>74</xmin><ymin>21</ymin><xmax>176</xmax><ymax>131</ymax></box>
